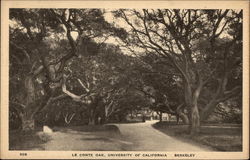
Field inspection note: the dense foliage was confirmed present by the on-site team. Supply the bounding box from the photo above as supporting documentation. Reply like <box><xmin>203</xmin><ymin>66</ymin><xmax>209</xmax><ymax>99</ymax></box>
<box><xmin>9</xmin><ymin>9</ymin><xmax>242</xmax><ymax>134</ymax></box>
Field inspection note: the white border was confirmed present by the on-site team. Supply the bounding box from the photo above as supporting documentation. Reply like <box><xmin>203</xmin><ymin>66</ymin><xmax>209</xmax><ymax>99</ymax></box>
<box><xmin>1</xmin><ymin>1</ymin><xmax>249</xmax><ymax>159</ymax></box>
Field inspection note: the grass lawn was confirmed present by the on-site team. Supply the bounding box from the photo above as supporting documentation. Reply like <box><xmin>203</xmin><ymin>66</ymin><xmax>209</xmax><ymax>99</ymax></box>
<box><xmin>9</xmin><ymin>129</ymin><xmax>50</xmax><ymax>150</ymax></box>
<box><xmin>9</xmin><ymin>124</ymin><xmax>121</xmax><ymax>150</ymax></box>
<box><xmin>153</xmin><ymin>121</ymin><xmax>242</xmax><ymax>151</ymax></box>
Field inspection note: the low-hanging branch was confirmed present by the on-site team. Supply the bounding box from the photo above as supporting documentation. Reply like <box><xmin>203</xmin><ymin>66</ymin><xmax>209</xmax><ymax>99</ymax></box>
<box><xmin>62</xmin><ymin>75</ymin><xmax>96</xmax><ymax>104</ymax></box>
<box><xmin>62</xmin><ymin>81</ymin><xmax>86</xmax><ymax>102</ymax></box>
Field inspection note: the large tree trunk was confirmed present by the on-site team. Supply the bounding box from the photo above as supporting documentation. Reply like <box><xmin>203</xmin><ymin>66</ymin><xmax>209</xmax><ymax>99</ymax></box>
<box><xmin>184</xmin><ymin>78</ymin><xmax>202</xmax><ymax>135</ymax></box>
<box><xmin>22</xmin><ymin>75</ymin><xmax>36</xmax><ymax>131</ymax></box>
<box><xmin>23</xmin><ymin>73</ymin><xmax>56</xmax><ymax>131</ymax></box>
<box><xmin>88</xmin><ymin>108</ymin><xmax>96</xmax><ymax>125</ymax></box>
<box><xmin>24</xmin><ymin>76</ymin><xmax>36</xmax><ymax>105</ymax></box>
<box><xmin>189</xmin><ymin>104</ymin><xmax>200</xmax><ymax>135</ymax></box>
<box><xmin>20</xmin><ymin>113</ymin><xmax>35</xmax><ymax>131</ymax></box>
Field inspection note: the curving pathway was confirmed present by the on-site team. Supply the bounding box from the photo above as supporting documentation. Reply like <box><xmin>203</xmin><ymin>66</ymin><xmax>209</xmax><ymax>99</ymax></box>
<box><xmin>39</xmin><ymin>120</ymin><xmax>213</xmax><ymax>151</ymax></box>
<box><xmin>114</xmin><ymin>120</ymin><xmax>213</xmax><ymax>151</ymax></box>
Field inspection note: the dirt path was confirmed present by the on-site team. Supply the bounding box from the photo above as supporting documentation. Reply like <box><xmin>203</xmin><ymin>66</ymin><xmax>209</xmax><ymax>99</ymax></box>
<box><xmin>114</xmin><ymin>120</ymin><xmax>213</xmax><ymax>151</ymax></box>
<box><xmin>40</xmin><ymin>121</ymin><xmax>212</xmax><ymax>151</ymax></box>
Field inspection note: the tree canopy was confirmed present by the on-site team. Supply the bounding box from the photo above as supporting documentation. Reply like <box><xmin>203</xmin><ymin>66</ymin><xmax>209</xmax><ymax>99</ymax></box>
<box><xmin>9</xmin><ymin>9</ymin><xmax>242</xmax><ymax>134</ymax></box>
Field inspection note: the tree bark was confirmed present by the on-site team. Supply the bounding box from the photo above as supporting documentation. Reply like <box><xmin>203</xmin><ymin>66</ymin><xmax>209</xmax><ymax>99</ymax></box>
<box><xmin>88</xmin><ymin>108</ymin><xmax>96</xmax><ymax>125</ymax></box>
<box><xmin>20</xmin><ymin>113</ymin><xmax>35</xmax><ymax>131</ymax></box>
<box><xmin>189</xmin><ymin>105</ymin><xmax>200</xmax><ymax>135</ymax></box>
<box><xmin>185</xmin><ymin>77</ymin><xmax>202</xmax><ymax>135</ymax></box>
<box><xmin>21</xmin><ymin>75</ymin><xmax>36</xmax><ymax>131</ymax></box>
<box><xmin>24</xmin><ymin>75</ymin><xmax>36</xmax><ymax>105</ymax></box>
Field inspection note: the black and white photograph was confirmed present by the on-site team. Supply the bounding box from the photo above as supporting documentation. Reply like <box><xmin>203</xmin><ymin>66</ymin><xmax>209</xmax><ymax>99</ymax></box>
<box><xmin>1</xmin><ymin>0</ymin><xmax>249</xmax><ymax>159</ymax></box>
